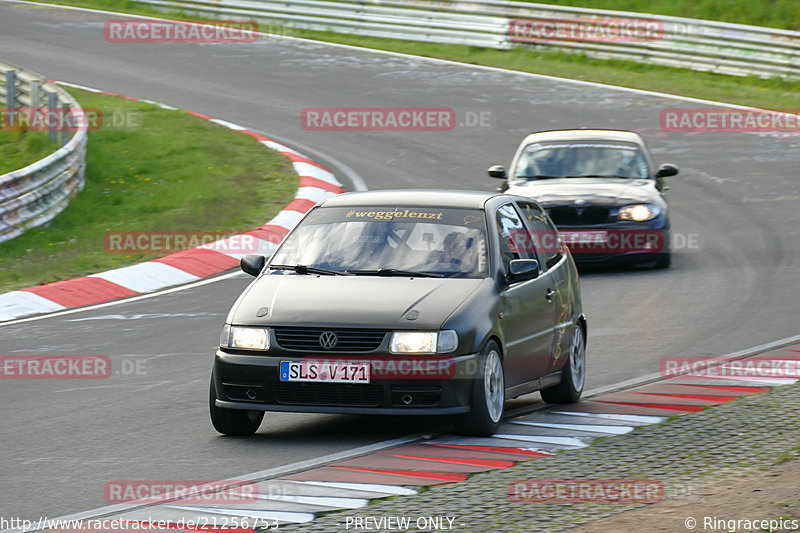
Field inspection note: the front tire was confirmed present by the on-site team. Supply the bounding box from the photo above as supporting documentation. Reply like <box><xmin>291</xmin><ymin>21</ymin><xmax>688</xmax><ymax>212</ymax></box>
<box><xmin>540</xmin><ymin>324</ymin><xmax>585</xmax><ymax>404</ymax></box>
<box><xmin>454</xmin><ymin>341</ymin><xmax>505</xmax><ymax>437</ymax></box>
<box><xmin>209</xmin><ymin>375</ymin><xmax>264</xmax><ymax>436</ymax></box>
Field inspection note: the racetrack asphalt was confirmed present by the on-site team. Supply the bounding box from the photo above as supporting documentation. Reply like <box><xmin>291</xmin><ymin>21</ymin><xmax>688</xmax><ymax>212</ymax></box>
<box><xmin>1</xmin><ymin>1</ymin><xmax>799</xmax><ymax>522</ymax></box>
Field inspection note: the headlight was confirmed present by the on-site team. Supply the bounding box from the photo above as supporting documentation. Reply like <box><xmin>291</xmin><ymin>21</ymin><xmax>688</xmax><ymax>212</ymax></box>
<box><xmin>220</xmin><ymin>325</ymin><xmax>270</xmax><ymax>351</ymax></box>
<box><xmin>618</xmin><ymin>204</ymin><xmax>660</xmax><ymax>222</ymax></box>
<box><xmin>389</xmin><ymin>330</ymin><xmax>458</xmax><ymax>354</ymax></box>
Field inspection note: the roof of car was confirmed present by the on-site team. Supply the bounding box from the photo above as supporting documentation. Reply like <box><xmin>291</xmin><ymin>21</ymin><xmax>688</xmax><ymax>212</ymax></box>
<box><xmin>521</xmin><ymin>129</ymin><xmax>645</xmax><ymax>146</ymax></box>
<box><xmin>319</xmin><ymin>190</ymin><xmax>502</xmax><ymax>209</ymax></box>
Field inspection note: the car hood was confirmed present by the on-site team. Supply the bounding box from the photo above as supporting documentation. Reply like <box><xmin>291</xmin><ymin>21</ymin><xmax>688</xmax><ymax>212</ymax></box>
<box><xmin>507</xmin><ymin>178</ymin><xmax>658</xmax><ymax>207</ymax></box>
<box><xmin>228</xmin><ymin>274</ymin><xmax>484</xmax><ymax>329</ymax></box>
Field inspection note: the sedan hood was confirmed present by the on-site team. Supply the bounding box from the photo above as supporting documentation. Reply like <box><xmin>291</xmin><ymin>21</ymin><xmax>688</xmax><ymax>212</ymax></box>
<box><xmin>507</xmin><ymin>178</ymin><xmax>658</xmax><ymax>207</ymax></box>
<box><xmin>229</xmin><ymin>274</ymin><xmax>484</xmax><ymax>329</ymax></box>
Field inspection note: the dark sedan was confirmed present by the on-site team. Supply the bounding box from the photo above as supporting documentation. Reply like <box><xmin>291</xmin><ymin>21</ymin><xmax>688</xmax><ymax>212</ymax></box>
<box><xmin>489</xmin><ymin>129</ymin><xmax>678</xmax><ymax>268</ymax></box>
<box><xmin>210</xmin><ymin>190</ymin><xmax>586</xmax><ymax>437</ymax></box>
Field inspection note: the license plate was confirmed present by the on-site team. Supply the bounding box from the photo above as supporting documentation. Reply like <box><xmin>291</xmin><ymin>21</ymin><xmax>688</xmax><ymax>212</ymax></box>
<box><xmin>279</xmin><ymin>361</ymin><xmax>371</xmax><ymax>384</ymax></box>
<box><xmin>560</xmin><ymin>230</ymin><xmax>608</xmax><ymax>246</ymax></box>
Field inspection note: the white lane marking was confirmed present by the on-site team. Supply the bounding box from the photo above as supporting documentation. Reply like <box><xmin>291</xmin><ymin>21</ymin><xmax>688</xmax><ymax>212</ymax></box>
<box><xmin>164</xmin><ymin>506</ymin><xmax>314</xmax><ymax>524</ymax></box>
<box><xmin>549</xmin><ymin>411</ymin><xmax>665</xmax><ymax>424</ymax></box>
<box><xmin>249</xmin><ymin>493</ymin><xmax>367</xmax><ymax>509</ymax></box>
<box><xmin>0</xmin><ymin>291</ymin><xmax>65</xmax><ymax>321</ymax></box>
<box><xmin>53</xmin><ymin>80</ymin><xmax>103</xmax><ymax>92</ymax></box>
<box><xmin>509</xmin><ymin>421</ymin><xmax>633</xmax><ymax>435</ymax></box>
<box><xmin>90</xmin><ymin>262</ymin><xmax>199</xmax><ymax>293</ymax></box>
<box><xmin>491</xmin><ymin>435</ymin><xmax>590</xmax><ymax>448</ymax></box>
<box><xmin>295</xmin><ymin>481</ymin><xmax>417</xmax><ymax>496</ymax></box>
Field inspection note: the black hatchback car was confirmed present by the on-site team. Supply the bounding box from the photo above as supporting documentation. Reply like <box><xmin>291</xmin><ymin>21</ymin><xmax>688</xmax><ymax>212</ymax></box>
<box><xmin>489</xmin><ymin>130</ymin><xmax>678</xmax><ymax>268</ymax></box>
<box><xmin>211</xmin><ymin>190</ymin><xmax>586</xmax><ymax>437</ymax></box>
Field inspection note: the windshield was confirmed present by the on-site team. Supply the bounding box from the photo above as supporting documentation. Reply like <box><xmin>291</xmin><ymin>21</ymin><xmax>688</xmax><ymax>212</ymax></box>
<box><xmin>269</xmin><ymin>206</ymin><xmax>489</xmax><ymax>278</ymax></box>
<box><xmin>513</xmin><ymin>142</ymin><xmax>649</xmax><ymax>180</ymax></box>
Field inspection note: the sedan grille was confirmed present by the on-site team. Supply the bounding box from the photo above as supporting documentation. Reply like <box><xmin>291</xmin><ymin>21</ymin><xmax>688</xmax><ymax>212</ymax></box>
<box><xmin>274</xmin><ymin>328</ymin><xmax>387</xmax><ymax>352</ymax></box>
<box><xmin>548</xmin><ymin>206</ymin><xmax>610</xmax><ymax>226</ymax></box>
<box><xmin>273</xmin><ymin>382</ymin><xmax>383</xmax><ymax>407</ymax></box>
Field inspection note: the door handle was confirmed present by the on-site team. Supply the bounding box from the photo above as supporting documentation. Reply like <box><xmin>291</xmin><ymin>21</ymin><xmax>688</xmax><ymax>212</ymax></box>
<box><xmin>546</xmin><ymin>288</ymin><xmax>555</xmax><ymax>302</ymax></box>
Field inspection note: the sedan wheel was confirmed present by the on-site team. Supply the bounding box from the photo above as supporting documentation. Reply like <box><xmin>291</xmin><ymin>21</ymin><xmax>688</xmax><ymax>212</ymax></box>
<box><xmin>541</xmin><ymin>324</ymin><xmax>585</xmax><ymax>404</ymax></box>
<box><xmin>209</xmin><ymin>375</ymin><xmax>264</xmax><ymax>436</ymax></box>
<box><xmin>455</xmin><ymin>340</ymin><xmax>504</xmax><ymax>436</ymax></box>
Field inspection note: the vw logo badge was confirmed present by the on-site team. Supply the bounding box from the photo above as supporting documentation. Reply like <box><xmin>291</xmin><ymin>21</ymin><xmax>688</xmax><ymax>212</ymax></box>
<box><xmin>574</xmin><ymin>199</ymin><xmax>586</xmax><ymax>206</ymax></box>
<box><xmin>319</xmin><ymin>331</ymin><xmax>338</xmax><ymax>350</ymax></box>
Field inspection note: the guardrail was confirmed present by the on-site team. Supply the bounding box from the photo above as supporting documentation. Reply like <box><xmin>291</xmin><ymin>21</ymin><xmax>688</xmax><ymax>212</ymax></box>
<box><xmin>130</xmin><ymin>0</ymin><xmax>800</xmax><ymax>79</ymax></box>
<box><xmin>0</xmin><ymin>61</ymin><xmax>87</xmax><ymax>244</ymax></box>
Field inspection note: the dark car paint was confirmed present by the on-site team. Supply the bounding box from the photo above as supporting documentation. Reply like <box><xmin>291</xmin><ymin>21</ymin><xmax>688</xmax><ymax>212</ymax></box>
<box><xmin>213</xmin><ymin>191</ymin><xmax>585</xmax><ymax>416</ymax></box>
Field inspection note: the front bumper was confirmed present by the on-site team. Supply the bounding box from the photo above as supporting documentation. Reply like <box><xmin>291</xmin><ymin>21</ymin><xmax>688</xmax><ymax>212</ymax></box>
<box><xmin>560</xmin><ymin>222</ymin><xmax>670</xmax><ymax>266</ymax></box>
<box><xmin>212</xmin><ymin>349</ymin><xmax>479</xmax><ymax>415</ymax></box>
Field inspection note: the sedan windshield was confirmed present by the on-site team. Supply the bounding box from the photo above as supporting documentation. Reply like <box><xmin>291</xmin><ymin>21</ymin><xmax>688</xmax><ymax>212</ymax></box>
<box><xmin>269</xmin><ymin>207</ymin><xmax>489</xmax><ymax>278</ymax></box>
<box><xmin>514</xmin><ymin>142</ymin><xmax>649</xmax><ymax>180</ymax></box>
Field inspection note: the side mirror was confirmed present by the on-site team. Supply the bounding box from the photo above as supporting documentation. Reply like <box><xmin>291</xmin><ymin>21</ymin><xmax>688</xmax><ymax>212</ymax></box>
<box><xmin>241</xmin><ymin>255</ymin><xmax>266</xmax><ymax>277</ymax></box>
<box><xmin>488</xmin><ymin>165</ymin><xmax>507</xmax><ymax>180</ymax></box>
<box><xmin>508</xmin><ymin>258</ymin><xmax>539</xmax><ymax>283</ymax></box>
<box><xmin>655</xmin><ymin>163</ymin><xmax>679</xmax><ymax>178</ymax></box>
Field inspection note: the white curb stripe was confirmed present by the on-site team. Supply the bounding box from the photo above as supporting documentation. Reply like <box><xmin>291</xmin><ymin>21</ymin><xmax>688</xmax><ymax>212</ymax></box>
<box><xmin>295</xmin><ymin>481</ymin><xmax>417</xmax><ymax>496</ymax></box>
<box><xmin>250</xmin><ymin>493</ymin><xmax>367</xmax><ymax>509</ymax></box>
<box><xmin>510</xmin><ymin>421</ymin><xmax>633</xmax><ymax>435</ymax></box>
<box><xmin>550</xmin><ymin>411</ymin><xmax>665</xmax><ymax>424</ymax></box>
<box><xmin>260</xmin><ymin>141</ymin><xmax>305</xmax><ymax>157</ymax></box>
<box><xmin>293</xmin><ymin>162</ymin><xmax>342</xmax><ymax>185</ymax></box>
<box><xmin>0</xmin><ymin>291</ymin><xmax>66</xmax><ymax>321</ymax></box>
<box><xmin>295</xmin><ymin>186</ymin><xmax>338</xmax><ymax>203</ymax></box>
<box><xmin>90</xmin><ymin>262</ymin><xmax>199</xmax><ymax>293</ymax></box>
<box><xmin>491</xmin><ymin>434</ymin><xmax>591</xmax><ymax>448</ymax></box>
<box><xmin>267</xmin><ymin>210</ymin><xmax>305</xmax><ymax>228</ymax></box>
<box><xmin>210</xmin><ymin>118</ymin><xmax>245</xmax><ymax>130</ymax></box>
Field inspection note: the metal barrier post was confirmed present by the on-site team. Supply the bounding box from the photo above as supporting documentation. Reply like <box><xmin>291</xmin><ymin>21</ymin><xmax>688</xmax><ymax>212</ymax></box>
<box><xmin>47</xmin><ymin>90</ymin><xmax>58</xmax><ymax>143</ymax></box>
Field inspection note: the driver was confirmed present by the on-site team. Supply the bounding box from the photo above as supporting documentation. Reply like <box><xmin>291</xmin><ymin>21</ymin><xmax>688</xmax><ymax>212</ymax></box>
<box><xmin>442</xmin><ymin>232</ymin><xmax>471</xmax><ymax>269</ymax></box>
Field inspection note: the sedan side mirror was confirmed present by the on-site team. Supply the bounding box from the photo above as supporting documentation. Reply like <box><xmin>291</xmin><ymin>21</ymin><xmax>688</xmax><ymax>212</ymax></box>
<box><xmin>488</xmin><ymin>165</ymin><xmax>507</xmax><ymax>180</ymax></box>
<box><xmin>508</xmin><ymin>259</ymin><xmax>539</xmax><ymax>283</ymax></box>
<box><xmin>655</xmin><ymin>163</ymin><xmax>679</xmax><ymax>178</ymax></box>
<box><xmin>241</xmin><ymin>254</ymin><xmax>266</xmax><ymax>277</ymax></box>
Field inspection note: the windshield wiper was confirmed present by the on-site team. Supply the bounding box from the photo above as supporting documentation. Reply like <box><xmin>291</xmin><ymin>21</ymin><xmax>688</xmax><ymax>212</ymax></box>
<box><xmin>518</xmin><ymin>174</ymin><xmax>563</xmax><ymax>180</ymax></box>
<box><xmin>347</xmin><ymin>268</ymin><xmax>444</xmax><ymax>278</ymax></box>
<box><xmin>269</xmin><ymin>264</ymin><xmax>351</xmax><ymax>276</ymax></box>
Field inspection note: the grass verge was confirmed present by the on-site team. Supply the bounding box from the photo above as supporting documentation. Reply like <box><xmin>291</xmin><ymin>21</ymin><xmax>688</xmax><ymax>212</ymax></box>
<box><xmin>27</xmin><ymin>0</ymin><xmax>800</xmax><ymax>111</ymax></box>
<box><xmin>0</xmin><ymin>87</ymin><xmax>297</xmax><ymax>293</ymax></box>
<box><xmin>0</xmin><ymin>130</ymin><xmax>58</xmax><ymax>174</ymax></box>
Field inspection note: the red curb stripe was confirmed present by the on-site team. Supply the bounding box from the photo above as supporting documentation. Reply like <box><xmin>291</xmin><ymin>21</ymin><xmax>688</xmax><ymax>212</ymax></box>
<box><xmin>284</xmin><ymin>198</ymin><xmax>317</xmax><ymax>213</ymax></box>
<box><xmin>152</xmin><ymin>248</ymin><xmax>239</xmax><ymax>278</ymax></box>
<box><xmin>299</xmin><ymin>176</ymin><xmax>345</xmax><ymax>193</ymax></box>
<box><xmin>186</xmin><ymin>110</ymin><xmax>213</xmax><ymax>120</ymax></box>
<box><xmin>281</xmin><ymin>152</ymin><xmax>331</xmax><ymax>171</ymax></box>
<box><xmin>238</xmin><ymin>129</ymin><xmax>274</xmax><ymax>143</ymax></box>
<box><xmin>678</xmin><ymin>384</ymin><xmax>771</xmax><ymax>394</ymax></box>
<box><xmin>331</xmin><ymin>466</ymin><xmax>466</xmax><ymax>483</ymax></box>
<box><xmin>425</xmin><ymin>443</ymin><xmax>550</xmax><ymax>457</ymax></box>
<box><xmin>635</xmin><ymin>392</ymin><xmax>735</xmax><ymax>403</ymax></box>
<box><xmin>391</xmin><ymin>454</ymin><xmax>514</xmax><ymax>469</ymax></box>
<box><xmin>20</xmin><ymin>277</ymin><xmax>137</xmax><ymax>307</ymax></box>
<box><xmin>596</xmin><ymin>401</ymin><xmax>705</xmax><ymax>412</ymax></box>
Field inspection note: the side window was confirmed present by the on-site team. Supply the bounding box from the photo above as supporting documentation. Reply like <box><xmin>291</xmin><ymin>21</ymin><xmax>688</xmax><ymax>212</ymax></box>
<box><xmin>495</xmin><ymin>204</ymin><xmax>538</xmax><ymax>272</ymax></box>
<box><xmin>517</xmin><ymin>201</ymin><xmax>564</xmax><ymax>270</ymax></box>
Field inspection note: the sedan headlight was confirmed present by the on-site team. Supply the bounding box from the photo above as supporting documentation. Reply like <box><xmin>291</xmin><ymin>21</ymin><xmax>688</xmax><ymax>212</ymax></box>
<box><xmin>219</xmin><ymin>325</ymin><xmax>270</xmax><ymax>351</ymax></box>
<box><xmin>389</xmin><ymin>330</ymin><xmax>459</xmax><ymax>354</ymax></box>
<box><xmin>618</xmin><ymin>204</ymin><xmax>660</xmax><ymax>222</ymax></box>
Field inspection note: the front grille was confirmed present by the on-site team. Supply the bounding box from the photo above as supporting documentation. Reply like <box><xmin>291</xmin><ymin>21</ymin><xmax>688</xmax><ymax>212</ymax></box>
<box><xmin>548</xmin><ymin>206</ymin><xmax>610</xmax><ymax>226</ymax></box>
<box><xmin>275</xmin><ymin>328</ymin><xmax>387</xmax><ymax>352</ymax></box>
<box><xmin>273</xmin><ymin>382</ymin><xmax>383</xmax><ymax>407</ymax></box>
